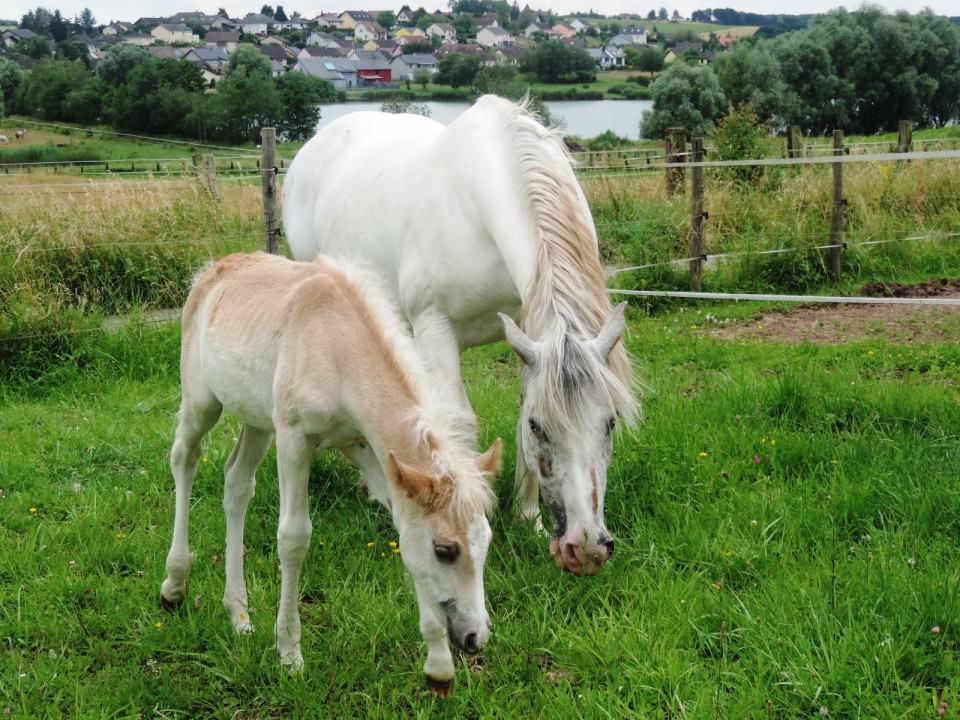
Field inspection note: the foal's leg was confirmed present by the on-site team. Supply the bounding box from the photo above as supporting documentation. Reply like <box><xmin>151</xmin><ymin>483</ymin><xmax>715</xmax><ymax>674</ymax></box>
<box><xmin>222</xmin><ymin>424</ymin><xmax>273</xmax><ymax>633</ymax></box>
<box><xmin>161</xmin><ymin>394</ymin><xmax>222</xmax><ymax>607</ymax></box>
<box><xmin>411</xmin><ymin>309</ymin><xmax>476</xmax><ymax>437</ymax></box>
<box><xmin>273</xmin><ymin>426</ymin><xmax>314</xmax><ymax>672</ymax></box>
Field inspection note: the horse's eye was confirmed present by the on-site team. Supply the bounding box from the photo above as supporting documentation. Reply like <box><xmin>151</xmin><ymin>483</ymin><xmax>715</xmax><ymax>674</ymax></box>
<box><xmin>434</xmin><ymin>542</ymin><xmax>460</xmax><ymax>563</ymax></box>
<box><xmin>529</xmin><ymin>418</ymin><xmax>548</xmax><ymax>442</ymax></box>
<box><xmin>606</xmin><ymin>417</ymin><xmax>617</xmax><ymax>435</ymax></box>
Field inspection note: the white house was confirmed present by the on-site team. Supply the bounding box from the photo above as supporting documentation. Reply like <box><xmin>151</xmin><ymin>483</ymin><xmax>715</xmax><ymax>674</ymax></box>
<box><xmin>151</xmin><ymin>23</ymin><xmax>198</xmax><ymax>43</ymax></box>
<box><xmin>237</xmin><ymin>13</ymin><xmax>272</xmax><ymax>35</ymax></box>
<box><xmin>569</xmin><ymin>18</ymin><xmax>588</xmax><ymax>32</ymax></box>
<box><xmin>586</xmin><ymin>45</ymin><xmax>625</xmax><ymax>68</ymax></box>
<box><xmin>103</xmin><ymin>22</ymin><xmax>134</xmax><ymax>36</ymax></box>
<box><xmin>205</xmin><ymin>30</ymin><xmax>240</xmax><ymax>52</ymax></box>
<box><xmin>1</xmin><ymin>28</ymin><xmax>35</xmax><ymax>48</ymax></box>
<box><xmin>315</xmin><ymin>13</ymin><xmax>343</xmax><ymax>28</ymax></box>
<box><xmin>396</xmin><ymin>5</ymin><xmax>414</xmax><ymax>24</ymax></box>
<box><xmin>425</xmin><ymin>22</ymin><xmax>456</xmax><ymax>43</ymax></box>
<box><xmin>477</xmin><ymin>26</ymin><xmax>513</xmax><ymax>47</ymax></box>
<box><xmin>609</xmin><ymin>26</ymin><xmax>647</xmax><ymax>46</ymax></box>
<box><xmin>307</xmin><ymin>31</ymin><xmax>343</xmax><ymax>48</ymax></box>
<box><xmin>390</xmin><ymin>52</ymin><xmax>438</xmax><ymax>80</ymax></box>
<box><xmin>523</xmin><ymin>21</ymin><xmax>553</xmax><ymax>38</ymax></box>
<box><xmin>354</xmin><ymin>20</ymin><xmax>386</xmax><ymax>42</ymax></box>
<box><xmin>119</xmin><ymin>33</ymin><xmax>155</xmax><ymax>46</ymax></box>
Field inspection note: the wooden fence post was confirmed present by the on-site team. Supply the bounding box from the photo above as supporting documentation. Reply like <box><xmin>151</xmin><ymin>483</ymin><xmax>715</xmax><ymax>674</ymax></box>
<box><xmin>261</xmin><ymin>127</ymin><xmax>279</xmax><ymax>254</ymax></box>
<box><xmin>689</xmin><ymin>137</ymin><xmax>706</xmax><ymax>291</ymax></box>
<box><xmin>665</xmin><ymin>127</ymin><xmax>687</xmax><ymax>197</ymax></box>
<box><xmin>787</xmin><ymin>125</ymin><xmax>804</xmax><ymax>159</ymax></box>
<box><xmin>897</xmin><ymin>120</ymin><xmax>912</xmax><ymax>153</ymax></box>
<box><xmin>828</xmin><ymin>129</ymin><xmax>844</xmax><ymax>283</ymax></box>
<box><xmin>204</xmin><ymin>154</ymin><xmax>221</xmax><ymax>203</ymax></box>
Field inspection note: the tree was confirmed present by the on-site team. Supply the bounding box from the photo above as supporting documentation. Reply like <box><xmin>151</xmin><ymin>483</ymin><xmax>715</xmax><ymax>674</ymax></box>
<box><xmin>0</xmin><ymin>59</ymin><xmax>25</xmax><ymax>105</ymax></box>
<box><xmin>276</xmin><ymin>72</ymin><xmax>333</xmax><ymax>139</ymax></box>
<box><xmin>78</xmin><ymin>7</ymin><xmax>95</xmax><ymax>33</ymax></box>
<box><xmin>56</xmin><ymin>40</ymin><xmax>90</xmax><ymax>67</ymax></box>
<box><xmin>413</xmin><ymin>67</ymin><xmax>431</xmax><ymax>89</ymax></box>
<box><xmin>628</xmin><ymin>47</ymin><xmax>665</xmax><ymax>72</ymax></box>
<box><xmin>452</xmin><ymin>15</ymin><xmax>475</xmax><ymax>42</ymax></box>
<box><xmin>713</xmin><ymin>41</ymin><xmax>788</xmax><ymax>122</ymax></box>
<box><xmin>274</xmin><ymin>5</ymin><xmax>288</xmax><ymax>21</ymax></box>
<box><xmin>209</xmin><ymin>44</ymin><xmax>281</xmax><ymax>142</ymax></box>
<box><xmin>97</xmin><ymin>44</ymin><xmax>151</xmax><ymax>85</ymax></box>
<box><xmin>433</xmin><ymin>52</ymin><xmax>481</xmax><ymax>87</ymax></box>
<box><xmin>377</xmin><ymin>11</ymin><xmax>396</xmax><ymax>31</ymax></box>
<box><xmin>528</xmin><ymin>41</ymin><xmax>595</xmax><ymax>83</ymax></box>
<box><xmin>672</xmin><ymin>9</ymin><xmax>681</xmax><ymax>20</ymax></box>
<box><xmin>24</xmin><ymin>36</ymin><xmax>52</xmax><ymax>59</ymax></box>
<box><xmin>20</xmin><ymin>7</ymin><xmax>53</xmax><ymax>35</ymax></box>
<box><xmin>63</xmin><ymin>76</ymin><xmax>104</xmax><ymax>123</ymax></box>
<box><xmin>218</xmin><ymin>7</ymin><xmax>230</xmax><ymax>18</ymax></box>
<box><xmin>0</xmin><ymin>94</ymin><xmax>4</xmax><ymax>120</ymax></box>
<box><xmin>658</xmin><ymin>7</ymin><xmax>668</xmax><ymax>20</ymax></box>
<box><xmin>260</xmin><ymin>5</ymin><xmax>275</xmax><ymax>18</ymax></box>
<box><xmin>647</xmin><ymin>9</ymin><xmax>656</xmax><ymax>20</ymax></box>
<box><xmin>49</xmin><ymin>10</ymin><xmax>68</xmax><ymax>41</ymax></box>
<box><xmin>17</xmin><ymin>58</ymin><xmax>90</xmax><ymax>120</ymax></box>
<box><xmin>641</xmin><ymin>62</ymin><xmax>726</xmax><ymax>137</ymax></box>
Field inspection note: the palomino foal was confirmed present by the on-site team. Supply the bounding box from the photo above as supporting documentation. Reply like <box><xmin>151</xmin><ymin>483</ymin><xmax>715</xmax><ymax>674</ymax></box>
<box><xmin>159</xmin><ymin>252</ymin><xmax>501</xmax><ymax>695</ymax></box>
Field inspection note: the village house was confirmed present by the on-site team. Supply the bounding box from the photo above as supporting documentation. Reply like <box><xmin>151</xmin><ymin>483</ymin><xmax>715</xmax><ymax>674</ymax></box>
<box><xmin>396</xmin><ymin>33</ymin><xmax>430</xmax><ymax>48</ymax></box>
<box><xmin>119</xmin><ymin>33</ymin><xmax>155</xmax><ymax>46</ymax></box>
<box><xmin>394</xmin><ymin>26</ymin><xmax>426</xmax><ymax>39</ymax></box>
<box><xmin>261</xmin><ymin>35</ymin><xmax>289</xmax><ymax>47</ymax></box>
<box><xmin>586</xmin><ymin>45</ymin><xmax>625</xmax><ymax>68</ymax></box>
<box><xmin>150</xmin><ymin>23</ymin><xmax>199</xmax><ymax>43</ymax></box>
<box><xmin>396</xmin><ymin>5</ymin><xmax>414</xmax><ymax>24</ymax></box>
<box><xmin>474</xmin><ymin>12</ymin><xmax>499</xmax><ymax>28</ymax></box>
<box><xmin>258</xmin><ymin>42</ymin><xmax>297</xmax><ymax>67</ymax></box>
<box><xmin>205</xmin><ymin>30</ymin><xmax>240</xmax><ymax>52</ymax></box>
<box><xmin>182</xmin><ymin>46</ymin><xmax>229</xmax><ymax>80</ymax></box>
<box><xmin>306</xmin><ymin>31</ymin><xmax>344</xmax><ymax>48</ymax></box>
<box><xmin>523</xmin><ymin>21</ymin><xmax>554</xmax><ymax>39</ymax></box>
<box><xmin>102</xmin><ymin>21</ymin><xmax>134</xmax><ymax>36</ymax></box>
<box><xmin>363</xmin><ymin>38</ymin><xmax>400</xmax><ymax>56</ymax></box>
<box><xmin>2</xmin><ymin>28</ymin><xmax>35</xmax><ymax>47</ymax></box>
<box><xmin>354</xmin><ymin>20</ymin><xmax>387</xmax><ymax>41</ymax></box>
<box><xmin>569</xmin><ymin>18</ymin><xmax>588</xmax><ymax>32</ymax></box>
<box><xmin>390</xmin><ymin>52</ymin><xmax>438</xmax><ymax>81</ymax></box>
<box><xmin>298</xmin><ymin>45</ymin><xmax>347</xmax><ymax>59</ymax></box>
<box><xmin>349</xmin><ymin>50</ymin><xmax>391</xmax><ymax>84</ymax></box>
<box><xmin>425</xmin><ymin>22</ymin><xmax>456</xmax><ymax>43</ymax></box>
<box><xmin>237</xmin><ymin>13</ymin><xmax>272</xmax><ymax>34</ymax></box>
<box><xmin>494</xmin><ymin>45</ymin><xmax>524</xmax><ymax>65</ymax></box>
<box><xmin>339</xmin><ymin>10</ymin><xmax>373</xmax><ymax>29</ymax></box>
<box><xmin>551</xmin><ymin>22</ymin><xmax>576</xmax><ymax>38</ymax></box>
<box><xmin>314</xmin><ymin>13</ymin><xmax>344</xmax><ymax>28</ymax></box>
<box><xmin>476</xmin><ymin>26</ymin><xmax>513</xmax><ymax>47</ymax></box>
<box><xmin>297</xmin><ymin>57</ymin><xmax>355</xmax><ymax>87</ymax></box>
<box><xmin>134</xmin><ymin>17</ymin><xmax>164</xmax><ymax>29</ymax></box>
<box><xmin>609</xmin><ymin>26</ymin><xmax>648</xmax><ymax>46</ymax></box>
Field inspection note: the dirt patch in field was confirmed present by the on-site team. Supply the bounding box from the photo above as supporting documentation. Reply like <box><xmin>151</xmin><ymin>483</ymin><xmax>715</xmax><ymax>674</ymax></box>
<box><xmin>708</xmin><ymin>280</ymin><xmax>960</xmax><ymax>344</ymax></box>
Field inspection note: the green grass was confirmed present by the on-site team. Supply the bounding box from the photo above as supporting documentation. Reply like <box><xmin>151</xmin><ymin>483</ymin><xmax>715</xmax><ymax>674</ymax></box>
<box><xmin>2</xmin><ymin>306</ymin><xmax>960</xmax><ymax>717</ymax></box>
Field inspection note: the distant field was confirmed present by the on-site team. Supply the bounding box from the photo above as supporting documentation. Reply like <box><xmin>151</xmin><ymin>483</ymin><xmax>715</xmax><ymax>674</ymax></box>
<box><xmin>568</xmin><ymin>17</ymin><xmax>759</xmax><ymax>38</ymax></box>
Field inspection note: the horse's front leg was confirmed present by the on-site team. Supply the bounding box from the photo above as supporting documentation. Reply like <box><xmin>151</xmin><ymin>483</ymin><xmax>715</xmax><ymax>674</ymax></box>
<box><xmin>274</xmin><ymin>425</ymin><xmax>314</xmax><ymax>672</ymax></box>
<box><xmin>416</xmin><ymin>586</ymin><xmax>456</xmax><ymax>697</ymax></box>
<box><xmin>411</xmin><ymin>309</ymin><xmax>476</xmax><ymax>439</ymax></box>
<box><xmin>514</xmin><ymin>418</ymin><xmax>545</xmax><ymax>534</ymax></box>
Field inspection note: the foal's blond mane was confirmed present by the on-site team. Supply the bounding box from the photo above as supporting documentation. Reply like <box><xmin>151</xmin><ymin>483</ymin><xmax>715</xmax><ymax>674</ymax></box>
<box><xmin>499</xmin><ymin>98</ymin><xmax>638</xmax><ymax>428</ymax></box>
<box><xmin>324</xmin><ymin>258</ymin><xmax>494</xmax><ymax>519</ymax></box>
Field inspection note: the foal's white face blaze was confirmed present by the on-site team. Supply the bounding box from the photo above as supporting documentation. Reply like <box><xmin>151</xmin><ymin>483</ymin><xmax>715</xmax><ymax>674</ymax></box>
<box><xmin>501</xmin><ymin>305</ymin><xmax>627</xmax><ymax>575</ymax></box>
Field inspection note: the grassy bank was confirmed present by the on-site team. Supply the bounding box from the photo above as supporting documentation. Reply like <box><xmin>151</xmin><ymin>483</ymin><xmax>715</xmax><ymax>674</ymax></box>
<box><xmin>2</xmin><ymin>303</ymin><xmax>959</xmax><ymax>716</ymax></box>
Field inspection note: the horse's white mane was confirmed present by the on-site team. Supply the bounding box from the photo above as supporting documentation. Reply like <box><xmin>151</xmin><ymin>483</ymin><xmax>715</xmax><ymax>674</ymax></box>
<box><xmin>326</xmin><ymin>257</ymin><xmax>494</xmax><ymax>518</ymax></box>
<box><xmin>493</xmin><ymin>96</ymin><xmax>639</xmax><ymax>430</ymax></box>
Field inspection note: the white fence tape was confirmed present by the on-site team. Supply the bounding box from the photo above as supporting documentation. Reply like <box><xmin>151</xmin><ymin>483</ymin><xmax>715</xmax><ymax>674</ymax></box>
<box><xmin>608</xmin><ymin>289</ymin><xmax>960</xmax><ymax>306</ymax></box>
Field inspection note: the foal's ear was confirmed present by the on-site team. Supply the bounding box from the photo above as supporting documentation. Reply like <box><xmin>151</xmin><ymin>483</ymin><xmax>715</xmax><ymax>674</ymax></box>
<box><xmin>387</xmin><ymin>452</ymin><xmax>451</xmax><ymax>511</ymax></box>
<box><xmin>593</xmin><ymin>302</ymin><xmax>627</xmax><ymax>361</ymax></box>
<box><xmin>498</xmin><ymin>313</ymin><xmax>539</xmax><ymax>368</ymax></box>
<box><xmin>475</xmin><ymin>437</ymin><xmax>503</xmax><ymax>477</ymax></box>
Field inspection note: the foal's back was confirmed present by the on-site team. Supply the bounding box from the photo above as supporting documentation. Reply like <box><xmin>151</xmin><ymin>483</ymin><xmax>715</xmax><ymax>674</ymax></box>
<box><xmin>182</xmin><ymin>252</ymin><xmax>402</xmax><ymax>435</ymax></box>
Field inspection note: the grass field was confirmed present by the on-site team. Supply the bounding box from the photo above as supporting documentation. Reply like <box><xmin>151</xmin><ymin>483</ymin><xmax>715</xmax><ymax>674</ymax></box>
<box><xmin>3</xmin><ymin>300</ymin><xmax>960</xmax><ymax>717</ymax></box>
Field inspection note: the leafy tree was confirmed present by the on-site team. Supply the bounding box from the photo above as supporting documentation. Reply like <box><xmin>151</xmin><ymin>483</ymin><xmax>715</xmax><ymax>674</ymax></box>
<box><xmin>413</xmin><ymin>67</ymin><xmax>431</xmax><ymax>89</ymax></box>
<box><xmin>671</xmin><ymin>9</ymin><xmax>680</xmax><ymax>20</ymax></box>
<box><xmin>527</xmin><ymin>41</ymin><xmax>595</xmax><ymax>83</ymax></box>
<box><xmin>209</xmin><ymin>44</ymin><xmax>281</xmax><ymax>142</ymax></box>
<box><xmin>658</xmin><ymin>7</ymin><xmax>668</xmax><ymax>20</ymax></box>
<box><xmin>49</xmin><ymin>10</ymin><xmax>68</xmax><ymax>41</ymax></box>
<box><xmin>56</xmin><ymin>40</ymin><xmax>90</xmax><ymax>67</ymax></box>
<box><xmin>641</xmin><ymin>61</ymin><xmax>726</xmax><ymax>137</ymax></box>
<box><xmin>20</xmin><ymin>7</ymin><xmax>53</xmax><ymax>35</ymax></box>
<box><xmin>434</xmin><ymin>52</ymin><xmax>481</xmax><ymax>87</ymax></box>
<box><xmin>24</xmin><ymin>36</ymin><xmax>52</xmax><ymax>59</ymax></box>
<box><xmin>627</xmin><ymin>47</ymin><xmax>664</xmax><ymax>72</ymax></box>
<box><xmin>0</xmin><ymin>94</ymin><xmax>4</xmax><ymax>120</ymax></box>
<box><xmin>261</xmin><ymin>5</ymin><xmax>275</xmax><ymax>18</ymax></box>
<box><xmin>709</xmin><ymin>103</ymin><xmax>767</xmax><ymax>180</ymax></box>
<box><xmin>453</xmin><ymin>15</ymin><xmax>476</xmax><ymax>42</ymax></box>
<box><xmin>474</xmin><ymin>63</ymin><xmax>521</xmax><ymax>94</ymax></box>
<box><xmin>276</xmin><ymin>71</ymin><xmax>334</xmax><ymax>140</ymax></box>
<box><xmin>0</xmin><ymin>59</ymin><xmax>25</xmax><ymax>105</ymax></box>
<box><xmin>713</xmin><ymin>41</ymin><xmax>788</xmax><ymax>122</ymax></box>
<box><xmin>78</xmin><ymin>7</ymin><xmax>95</xmax><ymax>32</ymax></box>
<box><xmin>402</xmin><ymin>42</ymin><xmax>433</xmax><ymax>54</ymax></box>
<box><xmin>63</xmin><ymin>76</ymin><xmax>103</xmax><ymax>123</ymax></box>
<box><xmin>274</xmin><ymin>5</ymin><xmax>288</xmax><ymax>21</ymax></box>
<box><xmin>647</xmin><ymin>9</ymin><xmax>656</xmax><ymax>20</ymax></box>
<box><xmin>17</xmin><ymin>58</ymin><xmax>89</xmax><ymax>120</ymax></box>
<box><xmin>97</xmin><ymin>44</ymin><xmax>151</xmax><ymax>85</ymax></box>
<box><xmin>218</xmin><ymin>7</ymin><xmax>230</xmax><ymax>17</ymax></box>
<box><xmin>377</xmin><ymin>11</ymin><xmax>396</xmax><ymax>30</ymax></box>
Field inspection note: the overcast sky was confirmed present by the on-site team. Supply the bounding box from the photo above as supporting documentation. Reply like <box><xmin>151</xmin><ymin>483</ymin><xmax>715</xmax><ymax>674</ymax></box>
<box><xmin>3</xmin><ymin>0</ymin><xmax>956</xmax><ymax>26</ymax></box>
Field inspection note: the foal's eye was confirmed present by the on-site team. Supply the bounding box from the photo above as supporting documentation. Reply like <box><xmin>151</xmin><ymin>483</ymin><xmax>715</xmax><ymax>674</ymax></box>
<box><xmin>529</xmin><ymin>418</ymin><xmax>548</xmax><ymax>442</ymax></box>
<box><xmin>434</xmin><ymin>542</ymin><xmax>460</xmax><ymax>563</ymax></box>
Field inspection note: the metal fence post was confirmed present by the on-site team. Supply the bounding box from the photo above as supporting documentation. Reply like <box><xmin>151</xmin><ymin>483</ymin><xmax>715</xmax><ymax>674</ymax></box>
<box><xmin>690</xmin><ymin>137</ymin><xmax>706</xmax><ymax>291</ymax></box>
<box><xmin>828</xmin><ymin>130</ymin><xmax>844</xmax><ymax>283</ymax></box>
<box><xmin>261</xmin><ymin>127</ymin><xmax>279</xmax><ymax>254</ymax></box>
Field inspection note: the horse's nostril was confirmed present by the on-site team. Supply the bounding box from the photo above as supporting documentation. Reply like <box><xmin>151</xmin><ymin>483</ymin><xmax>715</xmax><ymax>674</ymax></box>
<box><xmin>604</xmin><ymin>539</ymin><xmax>615</xmax><ymax>558</ymax></box>
<box><xmin>464</xmin><ymin>633</ymin><xmax>479</xmax><ymax>654</ymax></box>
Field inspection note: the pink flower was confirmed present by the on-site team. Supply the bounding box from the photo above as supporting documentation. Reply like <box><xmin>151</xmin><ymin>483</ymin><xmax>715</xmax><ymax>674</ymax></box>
<box><xmin>753</xmin><ymin>455</ymin><xmax>762</xmax><ymax>465</ymax></box>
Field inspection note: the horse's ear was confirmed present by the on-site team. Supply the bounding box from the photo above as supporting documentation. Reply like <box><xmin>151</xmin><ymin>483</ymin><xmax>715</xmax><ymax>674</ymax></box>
<box><xmin>387</xmin><ymin>452</ymin><xmax>450</xmax><ymax>511</ymax></box>
<box><xmin>475</xmin><ymin>437</ymin><xmax>503</xmax><ymax>477</ymax></box>
<box><xmin>593</xmin><ymin>302</ymin><xmax>627</xmax><ymax>361</ymax></box>
<box><xmin>498</xmin><ymin>313</ymin><xmax>539</xmax><ymax>368</ymax></box>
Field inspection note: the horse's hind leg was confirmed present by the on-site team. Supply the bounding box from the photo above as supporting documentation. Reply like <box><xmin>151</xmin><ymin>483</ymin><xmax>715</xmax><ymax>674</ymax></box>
<box><xmin>222</xmin><ymin>424</ymin><xmax>273</xmax><ymax>633</ymax></box>
<box><xmin>160</xmin><ymin>391</ymin><xmax>222</xmax><ymax>608</ymax></box>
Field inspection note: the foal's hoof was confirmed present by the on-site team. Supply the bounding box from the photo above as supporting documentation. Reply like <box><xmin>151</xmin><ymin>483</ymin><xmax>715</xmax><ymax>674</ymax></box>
<box><xmin>160</xmin><ymin>594</ymin><xmax>183</xmax><ymax>612</ymax></box>
<box><xmin>425</xmin><ymin>675</ymin><xmax>454</xmax><ymax>698</ymax></box>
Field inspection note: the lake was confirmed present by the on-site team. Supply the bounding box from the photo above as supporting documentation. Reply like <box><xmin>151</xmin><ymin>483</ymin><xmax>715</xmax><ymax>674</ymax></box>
<box><xmin>317</xmin><ymin>99</ymin><xmax>654</xmax><ymax>139</ymax></box>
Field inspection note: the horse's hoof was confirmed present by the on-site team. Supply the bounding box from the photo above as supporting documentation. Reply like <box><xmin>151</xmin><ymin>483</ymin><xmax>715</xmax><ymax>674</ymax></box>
<box><xmin>160</xmin><ymin>594</ymin><xmax>183</xmax><ymax>612</ymax></box>
<box><xmin>426</xmin><ymin>675</ymin><xmax>454</xmax><ymax>698</ymax></box>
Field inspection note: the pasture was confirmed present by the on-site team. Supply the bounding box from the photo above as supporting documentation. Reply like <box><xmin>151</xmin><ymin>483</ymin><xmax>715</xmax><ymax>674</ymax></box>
<box><xmin>2</xmin><ymin>136</ymin><xmax>960</xmax><ymax>717</ymax></box>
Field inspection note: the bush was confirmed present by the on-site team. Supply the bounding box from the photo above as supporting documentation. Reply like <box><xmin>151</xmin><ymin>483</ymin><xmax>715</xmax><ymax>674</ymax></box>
<box><xmin>608</xmin><ymin>83</ymin><xmax>649</xmax><ymax>99</ymax></box>
<box><xmin>640</xmin><ymin>62</ymin><xmax>726</xmax><ymax>138</ymax></box>
<box><xmin>709</xmin><ymin>104</ymin><xmax>768</xmax><ymax>182</ymax></box>
<box><xmin>586</xmin><ymin>130</ymin><xmax>633</xmax><ymax>151</ymax></box>
<box><xmin>526</xmin><ymin>41</ymin><xmax>596</xmax><ymax>83</ymax></box>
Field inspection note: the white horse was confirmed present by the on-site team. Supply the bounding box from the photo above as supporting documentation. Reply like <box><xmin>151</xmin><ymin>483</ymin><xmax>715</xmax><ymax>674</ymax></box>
<box><xmin>15</xmin><ymin>129</ymin><xmax>26</xmax><ymax>141</ymax></box>
<box><xmin>0</xmin><ymin>135</ymin><xmax>8</xmax><ymax>144</ymax></box>
<box><xmin>284</xmin><ymin>96</ymin><xmax>637</xmax><ymax>575</ymax></box>
<box><xmin>160</xmin><ymin>252</ymin><xmax>502</xmax><ymax>695</ymax></box>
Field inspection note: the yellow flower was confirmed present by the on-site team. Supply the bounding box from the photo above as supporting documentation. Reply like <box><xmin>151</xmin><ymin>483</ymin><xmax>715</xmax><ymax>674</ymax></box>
<box><xmin>770</xmin><ymin>439</ymin><xmax>776</xmax><ymax>446</ymax></box>
<box><xmin>393</xmin><ymin>548</ymin><xmax>401</xmax><ymax>554</ymax></box>
<box><xmin>202</xmin><ymin>456</ymin><xmax>209</xmax><ymax>463</ymax></box>
<box><xmin>697</xmin><ymin>451</ymin><xmax>708</xmax><ymax>458</ymax></box>
<box><xmin>29</xmin><ymin>507</ymin><xmax>37</xmax><ymax>514</ymax></box>
<box><xmin>366</xmin><ymin>541</ymin><xmax>375</xmax><ymax>548</ymax></box>
<box><xmin>388</xmin><ymin>541</ymin><xmax>397</xmax><ymax>548</ymax></box>
<box><xmin>153</xmin><ymin>622</ymin><xmax>163</xmax><ymax>629</ymax></box>
<box><xmin>379</xmin><ymin>552</ymin><xmax>385</xmax><ymax>558</ymax></box>
<box><xmin>689</xmin><ymin>324</ymin><xmax>698</xmax><ymax>330</ymax></box>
